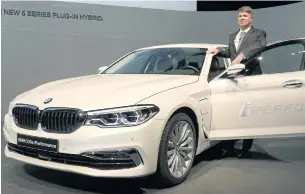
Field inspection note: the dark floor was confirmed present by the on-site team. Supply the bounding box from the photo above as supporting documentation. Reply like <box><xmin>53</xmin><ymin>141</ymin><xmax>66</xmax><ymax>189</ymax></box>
<box><xmin>2</xmin><ymin>132</ymin><xmax>305</xmax><ymax>194</ymax></box>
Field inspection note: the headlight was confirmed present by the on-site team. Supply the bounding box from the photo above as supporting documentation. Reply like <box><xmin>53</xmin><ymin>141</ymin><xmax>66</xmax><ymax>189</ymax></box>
<box><xmin>85</xmin><ymin>105</ymin><xmax>159</xmax><ymax>128</ymax></box>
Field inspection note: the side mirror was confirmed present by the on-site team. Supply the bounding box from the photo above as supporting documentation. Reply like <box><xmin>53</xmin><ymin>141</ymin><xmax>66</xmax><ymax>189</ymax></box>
<box><xmin>97</xmin><ymin>66</ymin><xmax>108</xmax><ymax>74</ymax></box>
<box><xmin>227</xmin><ymin>63</ymin><xmax>245</xmax><ymax>77</ymax></box>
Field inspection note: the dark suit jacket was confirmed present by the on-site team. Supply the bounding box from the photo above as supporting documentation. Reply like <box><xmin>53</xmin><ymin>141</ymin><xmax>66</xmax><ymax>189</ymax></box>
<box><xmin>217</xmin><ymin>26</ymin><xmax>267</xmax><ymax>63</ymax></box>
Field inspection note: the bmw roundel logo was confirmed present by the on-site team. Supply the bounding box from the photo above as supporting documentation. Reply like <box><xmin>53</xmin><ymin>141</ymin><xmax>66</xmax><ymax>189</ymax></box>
<box><xmin>44</xmin><ymin>98</ymin><xmax>53</xmax><ymax>104</ymax></box>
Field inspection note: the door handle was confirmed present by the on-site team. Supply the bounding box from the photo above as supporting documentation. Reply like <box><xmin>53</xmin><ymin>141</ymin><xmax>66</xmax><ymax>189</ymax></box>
<box><xmin>282</xmin><ymin>80</ymin><xmax>303</xmax><ymax>88</ymax></box>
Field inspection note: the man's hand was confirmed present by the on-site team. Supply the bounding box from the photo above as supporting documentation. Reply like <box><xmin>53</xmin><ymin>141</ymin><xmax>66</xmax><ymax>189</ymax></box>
<box><xmin>207</xmin><ymin>48</ymin><xmax>219</xmax><ymax>55</ymax></box>
<box><xmin>231</xmin><ymin>53</ymin><xmax>244</xmax><ymax>65</ymax></box>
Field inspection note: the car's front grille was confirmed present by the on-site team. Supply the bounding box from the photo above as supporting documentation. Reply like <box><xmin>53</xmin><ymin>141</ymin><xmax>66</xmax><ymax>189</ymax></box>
<box><xmin>7</xmin><ymin>143</ymin><xmax>140</xmax><ymax>170</ymax></box>
<box><xmin>12</xmin><ymin>105</ymin><xmax>40</xmax><ymax>130</ymax></box>
<box><xmin>40</xmin><ymin>109</ymin><xmax>87</xmax><ymax>133</ymax></box>
<box><xmin>12</xmin><ymin>105</ymin><xmax>87</xmax><ymax>134</ymax></box>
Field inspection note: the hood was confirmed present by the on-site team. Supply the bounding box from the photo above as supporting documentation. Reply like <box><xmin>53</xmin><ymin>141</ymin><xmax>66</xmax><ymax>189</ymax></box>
<box><xmin>14</xmin><ymin>74</ymin><xmax>198</xmax><ymax>110</ymax></box>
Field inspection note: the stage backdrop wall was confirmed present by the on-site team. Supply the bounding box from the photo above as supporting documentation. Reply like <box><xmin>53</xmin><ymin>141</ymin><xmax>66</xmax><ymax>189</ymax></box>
<box><xmin>1</xmin><ymin>1</ymin><xmax>305</xmax><ymax>120</ymax></box>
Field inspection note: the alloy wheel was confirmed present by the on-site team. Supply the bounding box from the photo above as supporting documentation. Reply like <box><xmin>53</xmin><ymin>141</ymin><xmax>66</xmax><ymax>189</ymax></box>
<box><xmin>167</xmin><ymin>121</ymin><xmax>195</xmax><ymax>178</ymax></box>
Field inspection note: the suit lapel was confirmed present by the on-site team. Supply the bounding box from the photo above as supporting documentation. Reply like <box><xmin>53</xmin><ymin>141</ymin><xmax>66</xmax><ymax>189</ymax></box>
<box><xmin>238</xmin><ymin>27</ymin><xmax>255</xmax><ymax>51</ymax></box>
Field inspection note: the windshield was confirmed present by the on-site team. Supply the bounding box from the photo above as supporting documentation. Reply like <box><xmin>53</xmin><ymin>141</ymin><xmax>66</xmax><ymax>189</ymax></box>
<box><xmin>103</xmin><ymin>47</ymin><xmax>207</xmax><ymax>75</ymax></box>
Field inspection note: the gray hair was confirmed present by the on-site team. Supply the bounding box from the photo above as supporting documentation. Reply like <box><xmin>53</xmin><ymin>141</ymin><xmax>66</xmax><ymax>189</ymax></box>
<box><xmin>238</xmin><ymin>6</ymin><xmax>254</xmax><ymax>15</ymax></box>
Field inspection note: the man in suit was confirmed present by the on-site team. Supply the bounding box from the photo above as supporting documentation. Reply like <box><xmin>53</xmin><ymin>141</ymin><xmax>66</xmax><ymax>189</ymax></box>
<box><xmin>208</xmin><ymin>6</ymin><xmax>267</xmax><ymax>158</ymax></box>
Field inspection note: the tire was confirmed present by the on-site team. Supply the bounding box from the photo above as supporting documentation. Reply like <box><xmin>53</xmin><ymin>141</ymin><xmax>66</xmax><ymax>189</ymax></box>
<box><xmin>154</xmin><ymin>112</ymin><xmax>197</xmax><ymax>187</ymax></box>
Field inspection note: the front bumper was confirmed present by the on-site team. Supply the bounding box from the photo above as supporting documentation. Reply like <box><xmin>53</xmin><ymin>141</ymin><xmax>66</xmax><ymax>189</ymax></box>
<box><xmin>3</xmin><ymin>113</ymin><xmax>165</xmax><ymax>178</ymax></box>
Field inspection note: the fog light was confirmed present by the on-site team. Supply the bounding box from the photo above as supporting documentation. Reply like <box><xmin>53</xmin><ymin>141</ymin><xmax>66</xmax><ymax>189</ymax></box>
<box><xmin>81</xmin><ymin>149</ymin><xmax>143</xmax><ymax>166</ymax></box>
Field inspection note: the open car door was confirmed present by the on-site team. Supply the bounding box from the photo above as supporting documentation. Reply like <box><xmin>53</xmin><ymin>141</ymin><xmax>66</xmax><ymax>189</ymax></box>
<box><xmin>208</xmin><ymin>37</ymin><xmax>305</xmax><ymax>140</ymax></box>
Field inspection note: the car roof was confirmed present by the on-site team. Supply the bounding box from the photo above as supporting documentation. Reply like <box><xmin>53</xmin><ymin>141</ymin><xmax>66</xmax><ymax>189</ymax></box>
<box><xmin>137</xmin><ymin>43</ymin><xmax>227</xmax><ymax>50</ymax></box>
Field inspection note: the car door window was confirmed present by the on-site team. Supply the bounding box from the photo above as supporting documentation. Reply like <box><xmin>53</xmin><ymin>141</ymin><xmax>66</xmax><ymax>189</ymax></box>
<box><xmin>208</xmin><ymin>56</ymin><xmax>227</xmax><ymax>81</ymax></box>
<box><xmin>261</xmin><ymin>43</ymin><xmax>305</xmax><ymax>74</ymax></box>
<box><xmin>244</xmin><ymin>41</ymin><xmax>305</xmax><ymax>76</ymax></box>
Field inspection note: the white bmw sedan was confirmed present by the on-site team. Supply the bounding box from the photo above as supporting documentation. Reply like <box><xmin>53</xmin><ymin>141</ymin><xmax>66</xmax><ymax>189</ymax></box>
<box><xmin>3</xmin><ymin>37</ymin><xmax>305</xmax><ymax>186</ymax></box>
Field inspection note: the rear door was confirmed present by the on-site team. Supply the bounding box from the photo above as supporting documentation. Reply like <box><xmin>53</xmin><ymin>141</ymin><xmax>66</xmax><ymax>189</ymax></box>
<box><xmin>208</xmin><ymin>38</ymin><xmax>305</xmax><ymax>140</ymax></box>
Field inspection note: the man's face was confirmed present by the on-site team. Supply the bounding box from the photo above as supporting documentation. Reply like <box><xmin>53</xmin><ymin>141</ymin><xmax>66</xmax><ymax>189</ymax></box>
<box><xmin>238</xmin><ymin>11</ymin><xmax>253</xmax><ymax>28</ymax></box>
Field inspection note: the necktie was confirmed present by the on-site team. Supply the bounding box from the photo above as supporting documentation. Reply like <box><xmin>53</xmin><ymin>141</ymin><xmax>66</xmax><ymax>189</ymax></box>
<box><xmin>237</xmin><ymin>31</ymin><xmax>246</xmax><ymax>50</ymax></box>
